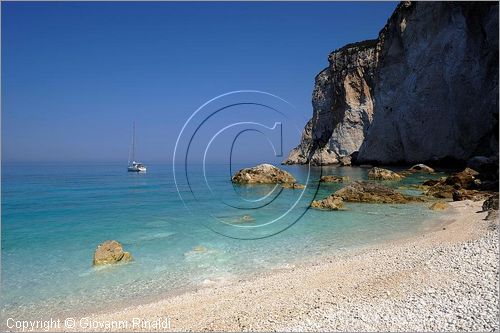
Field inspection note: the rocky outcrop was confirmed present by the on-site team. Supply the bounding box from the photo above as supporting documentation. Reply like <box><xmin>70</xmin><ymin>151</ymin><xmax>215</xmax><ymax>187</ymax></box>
<box><xmin>445</xmin><ymin>168</ymin><xmax>479</xmax><ymax>189</ymax></box>
<box><xmin>424</xmin><ymin>167</ymin><xmax>497</xmax><ymax>200</ymax></box>
<box><xmin>93</xmin><ymin>240</ymin><xmax>133</xmax><ymax>266</ymax></box>
<box><xmin>283</xmin><ymin>40</ymin><xmax>377</xmax><ymax>165</ymax></box>
<box><xmin>231</xmin><ymin>164</ymin><xmax>296</xmax><ymax>184</ymax></box>
<box><xmin>333</xmin><ymin>181</ymin><xmax>420</xmax><ymax>204</ymax></box>
<box><xmin>286</xmin><ymin>2</ymin><xmax>499</xmax><ymax>167</ymax></box>
<box><xmin>310</xmin><ymin>195</ymin><xmax>345</xmax><ymax>210</ymax></box>
<box><xmin>368</xmin><ymin>167</ymin><xmax>403</xmax><ymax>181</ymax></box>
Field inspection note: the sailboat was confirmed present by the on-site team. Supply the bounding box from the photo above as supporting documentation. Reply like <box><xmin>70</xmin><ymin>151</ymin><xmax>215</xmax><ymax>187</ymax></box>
<box><xmin>127</xmin><ymin>122</ymin><xmax>147</xmax><ymax>173</ymax></box>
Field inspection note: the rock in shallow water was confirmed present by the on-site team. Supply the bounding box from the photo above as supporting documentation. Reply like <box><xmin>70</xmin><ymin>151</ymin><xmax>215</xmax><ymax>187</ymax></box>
<box><xmin>310</xmin><ymin>195</ymin><xmax>345</xmax><ymax>210</ymax></box>
<box><xmin>368</xmin><ymin>167</ymin><xmax>403</xmax><ymax>181</ymax></box>
<box><xmin>426</xmin><ymin>184</ymin><xmax>456</xmax><ymax>199</ymax></box>
<box><xmin>423</xmin><ymin>168</ymin><xmax>495</xmax><ymax>200</ymax></box>
<box><xmin>231</xmin><ymin>164</ymin><xmax>296</xmax><ymax>184</ymax></box>
<box><xmin>93</xmin><ymin>240</ymin><xmax>133</xmax><ymax>266</ymax></box>
<box><xmin>282</xmin><ymin>182</ymin><xmax>305</xmax><ymax>189</ymax></box>
<box><xmin>445</xmin><ymin>168</ymin><xmax>479</xmax><ymax>188</ymax></box>
<box><xmin>320</xmin><ymin>175</ymin><xmax>349</xmax><ymax>183</ymax></box>
<box><xmin>333</xmin><ymin>181</ymin><xmax>421</xmax><ymax>204</ymax></box>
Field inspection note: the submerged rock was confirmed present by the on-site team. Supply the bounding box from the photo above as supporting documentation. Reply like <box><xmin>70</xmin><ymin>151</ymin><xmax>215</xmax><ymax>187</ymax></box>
<box><xmin>333</xmin><ymin>181</ymin><xmax>419</xmax><ymax>204</ymax></box>
<box><xmin>425</xmin><ymin>184</ymin><xmax>455</xmax><ymax>199</ymax></box>
<box><xmin>398</xmin><ymin>184</ymin><xmax>429</xmax><ymax>192</ymax></box>
<box><xmin>193</xmin><ymin>245</ymin><xmax>207</xmax><ymax>253</ymax></box>
<box><xmin>320</xmin><ymin>175</ymin><xmax>349</xmax><ymax>183</ymax></box>
<box><xmin>429</xmin><ymin>201</ymin><xmax>448</xmax><ymax>211</ymax></box>
<box><xmin>229</xmin><ymin>214</ymin><xmax>256</xmax><ymax>224</ymax></box>
<box><xmin>282</xmin><ymin>182</ymin><xmax>305</xmax><ymax>189</ymax></box>
<box><xmin>368</xmin><ymin>167</ymin><xmax>403</xmax><ymax>181</ymax></box>
<box><xmin>93</xmin><ymin>240</ymin><xmax>133</xmax><ymax>266</ymax></box>
<box><xmin>310</xmin><ymin>195</ymin><xmax>345</xmax><ymax>210</ymax></box>
<box><xmin>231</xmin><ymin>164</ymin><xmax>296</xmax><ymax>184</ymax></box>
<box><xmin>422</xmin><ymin>179</ymin><xmax>441</xmax><ymax>187</ymax></box>
<box><xmin>184</xmin><ymin>245</ymin><xmax>213</xmax><ymax>257</ymax></box>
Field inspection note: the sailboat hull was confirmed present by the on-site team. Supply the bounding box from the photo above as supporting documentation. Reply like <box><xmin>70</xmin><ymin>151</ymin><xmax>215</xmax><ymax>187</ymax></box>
<box><xmin>127</xmin><ymin>166</ymin><xmax>146</xmax><ymax>172</ymax></box>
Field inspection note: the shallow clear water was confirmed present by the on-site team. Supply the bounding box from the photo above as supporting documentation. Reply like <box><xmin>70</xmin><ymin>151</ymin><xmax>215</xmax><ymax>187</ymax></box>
<box><xmin>1</xmin><ymin>162</ymin><xmax>447</xmax><ymax>319</ymax></box>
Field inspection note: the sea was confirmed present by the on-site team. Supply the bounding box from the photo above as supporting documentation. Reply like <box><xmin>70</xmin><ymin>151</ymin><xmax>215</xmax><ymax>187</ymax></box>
<box><xmin>1</xmin><ymin>162</ymin><xmax>448</xmax><ymax>320</ymax></box>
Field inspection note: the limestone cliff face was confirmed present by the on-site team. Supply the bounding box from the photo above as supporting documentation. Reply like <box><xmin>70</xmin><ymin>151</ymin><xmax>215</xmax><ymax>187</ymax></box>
<box><xmin>285</xmin><ymin>2</ymin><xmax>499</xmax><ymax>166</ymax></box>
<box><xmin>284</xmin><ymin>41</ymin><xmax>377</xmax><ymax>165</ymax></box>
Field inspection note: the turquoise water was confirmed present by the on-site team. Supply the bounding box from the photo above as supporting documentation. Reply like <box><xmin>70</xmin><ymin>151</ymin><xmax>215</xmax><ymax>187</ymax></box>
<box><xmin>1</xmin><ymin>163</ymin><xmax>446</xmax><ymax>320</ymax></box>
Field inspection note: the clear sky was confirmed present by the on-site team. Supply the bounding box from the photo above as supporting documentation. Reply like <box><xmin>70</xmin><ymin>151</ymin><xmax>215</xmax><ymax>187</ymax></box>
<box><xmin>2</xmin><ymin>1</ymin><xmax>397</xmax><ymax>163</ymax></box>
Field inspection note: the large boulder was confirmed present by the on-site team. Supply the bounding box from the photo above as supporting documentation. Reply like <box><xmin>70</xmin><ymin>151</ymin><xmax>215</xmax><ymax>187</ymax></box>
<box><xmin>445</xmin><ymin>168</ymin><xmax>479</xmax><ymax>188</ymax></box>
<box><xmin>424</xmin><ymin>168</ymin><xmax>491</xmax><ymax>200</ymax></box>
<box><xmin>310</xmin><ymin>195</ymin><xmax>345</xmax><ymax>210</ymax></box>
<box><xmin>368</xmin><ymin>167</ymin><xmax>403</xmax><ymax>181</ymax></box>
<box><xmin>231</xmin><ymin>164</ymin><xmax>296</xmax><ymax>184</ymax></box>
<box><xmin>93</xmin><ymin>240</ymin><xmax>133</xmax><ymax>266</ymax></box>
<box><xmin>333</xmin><ymin>181</ymin><xmax>419</xmax><ymax>204</ymax></box>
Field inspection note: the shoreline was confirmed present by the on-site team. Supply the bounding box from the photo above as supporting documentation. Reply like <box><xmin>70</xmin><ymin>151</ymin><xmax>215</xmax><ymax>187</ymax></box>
<box><xmin>53</xmin><ymin>199</ymin><xmax>498</xmax><ymax>332</ymax></box>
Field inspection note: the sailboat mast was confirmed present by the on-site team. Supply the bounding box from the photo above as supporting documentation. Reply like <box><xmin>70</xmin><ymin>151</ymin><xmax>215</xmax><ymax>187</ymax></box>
<box><xmin>132</xmin><ymin>122</ymin><xmax>136</xmax><ymax>162</ymax></box>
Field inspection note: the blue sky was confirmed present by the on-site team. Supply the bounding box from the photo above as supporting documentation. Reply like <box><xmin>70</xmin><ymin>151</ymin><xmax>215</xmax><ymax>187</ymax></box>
<box><xmin>2</xmin><ymin>1</ymin><xmax>397</xmax><ymax>163</ymax></box>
